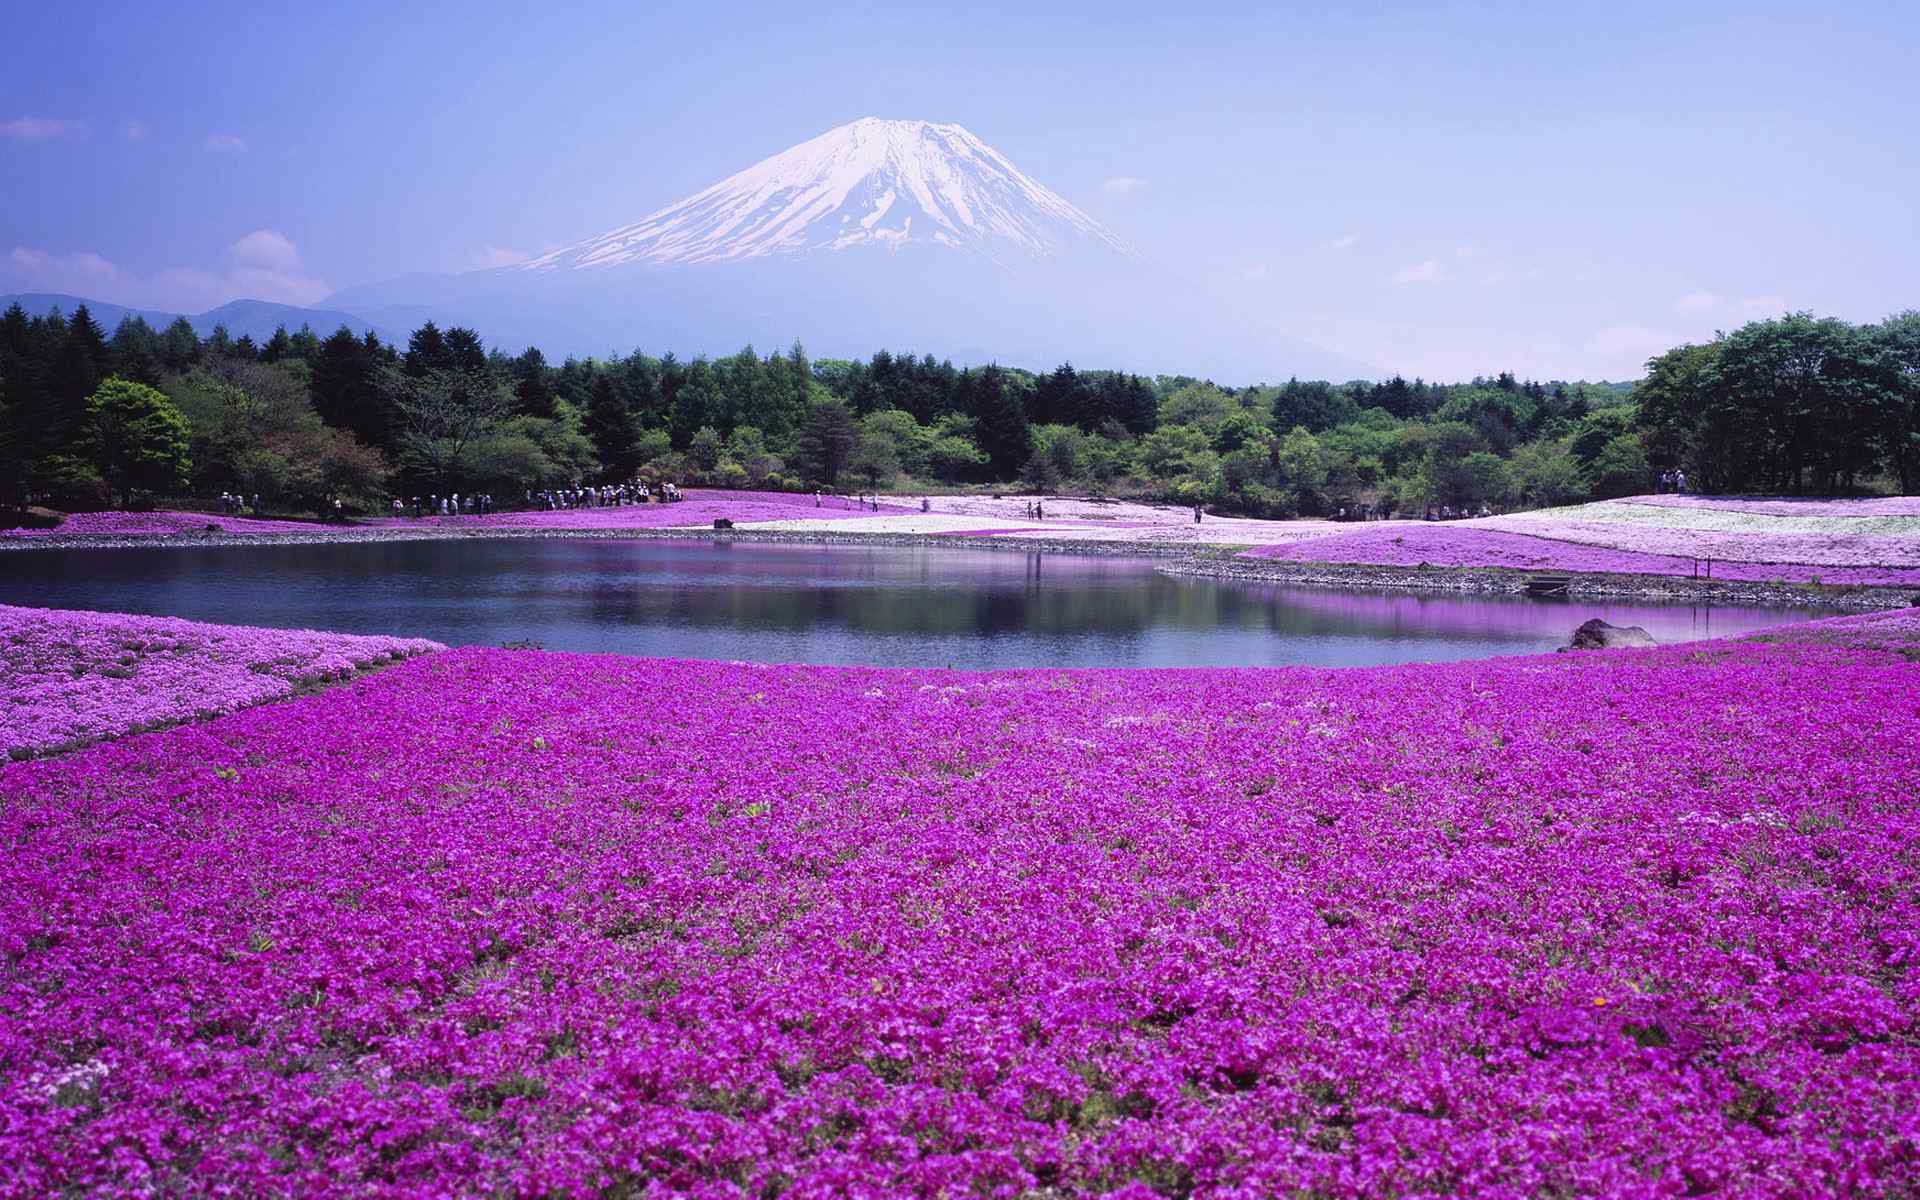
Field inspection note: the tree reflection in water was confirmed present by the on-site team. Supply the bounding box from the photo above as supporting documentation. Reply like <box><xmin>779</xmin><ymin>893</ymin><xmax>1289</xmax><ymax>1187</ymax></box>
<box><xmin>0</xmin><ymin>540</ymin><xmax>1839</xmax><ymax>668</ymax></box>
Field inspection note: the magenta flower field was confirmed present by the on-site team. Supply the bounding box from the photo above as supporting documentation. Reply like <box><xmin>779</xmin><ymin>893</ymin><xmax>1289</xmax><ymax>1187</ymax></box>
<box><xmin>1634</xmin><ymin>495</ymin><xmax>1920</xmax><ymax>518</ymax></box>
<box><xmin>0</xmin><ymin>511</ymin><xmax>327</xmax><ymax>538</ymax></box>
<box><xmin>2</xmin><ymin>611</ymin><xmax>1916</xmax><ymax>1196</ymax></box>
<box><xmin>2</xmin><ymin>492</ymin><xmax>911</xmax><ymax>542</ymax></box>
<box><xmin>1476</xmin><ymin>519</ymin><xmax>1920</xmax><ymax>570</ymax></box>
<box><xmin>0</xmin><ymin>606</ymin><xmax>442</xmax><ymax>759</ymax></box>
<box><xmin>364</xmin><ymin>490</ymin><xmax>913</xmax><ymax>531</ymax></box>
<box><xmin>1242</xmin><ymin>524</ymin><xmax>1920</xmax><ymax>586</ymax></box>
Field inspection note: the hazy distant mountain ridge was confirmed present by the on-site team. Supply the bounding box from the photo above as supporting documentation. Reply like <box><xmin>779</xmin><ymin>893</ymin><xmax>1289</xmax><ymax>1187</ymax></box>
<box><xmin>522</xmin><ymin>118</ymin><xmax>1133</xmax><ymax>271</ymax></box>
<box><xmin>0</xmin><ymin>293</ymin><xmax>392</xmax><ymax>344</ymax></box>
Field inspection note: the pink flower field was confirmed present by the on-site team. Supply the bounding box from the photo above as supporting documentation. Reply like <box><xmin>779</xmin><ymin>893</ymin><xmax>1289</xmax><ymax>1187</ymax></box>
<box><xmin>1</xmin><ymin>511</ymin><xmax>326</xmax><ymax>538</ymax></box>
<box><xmin>1241</xmin><ymin>524</ymin><xmax>1920</xmax><ymax>586</ymax></box>
<box><xmin>2</xmin><ymin>492</ymin><xmax>912</xmax><ymax>542</ymax></box>
<box><xmin>1476</xmin><ymin>519</ymin><xmax>1920</xmax><ymax>570</ymax></box>
<box><xmin>2</xmin><ymin>609</ymin><xmax>1917</xmax><ymax>1196</ymax></box>
<box><xmin>366</xmin><ymin>490</ymin><xmax>915</xmax><ymax>531</ymax></box>
<box><xmin>1634</xmin><ymin>495</ymin><xmax>1920</xmax><ymax>518</ymax></box>
<box><xmin>0</xmin><ymin>606</ymin><xmax>442</xmax><ymax>759</ymax></box>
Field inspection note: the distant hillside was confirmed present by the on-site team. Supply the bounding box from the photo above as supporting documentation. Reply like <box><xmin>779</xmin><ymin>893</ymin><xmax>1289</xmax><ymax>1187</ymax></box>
<box><xmin>0</xmin><ymin>294</ymin><xmax>179</xmax><ymax>334</ymax></box>
<box><xmin>0</xmin><ymin>293</ymin><xmax>395</xmax><ymax>344</ymax></box>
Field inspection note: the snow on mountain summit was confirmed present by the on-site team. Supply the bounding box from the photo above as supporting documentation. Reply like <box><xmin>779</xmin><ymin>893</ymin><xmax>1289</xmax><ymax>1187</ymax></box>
<box><xmin>520</xmin><ymin>118</ymin><xmax>1132</xmax><ymax>271</ymax></box>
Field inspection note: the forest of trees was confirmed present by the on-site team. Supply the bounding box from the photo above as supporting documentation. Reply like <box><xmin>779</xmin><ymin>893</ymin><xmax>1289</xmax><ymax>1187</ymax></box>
<box><xmin>1</xmin><ymin>302</ymin><xmax>1914</xmax><ymax>519</ymax></box>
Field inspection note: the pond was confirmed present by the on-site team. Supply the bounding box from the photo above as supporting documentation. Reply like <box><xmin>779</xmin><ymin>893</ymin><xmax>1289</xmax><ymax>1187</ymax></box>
<box><xmin>0</xmin><ymin>540</ymin><xmax>1840</xmax><ymax>669</ymax></box>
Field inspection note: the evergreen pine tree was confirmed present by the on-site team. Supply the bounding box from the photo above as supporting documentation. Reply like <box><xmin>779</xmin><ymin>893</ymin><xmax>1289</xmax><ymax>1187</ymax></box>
<box><xmin>108</xmin><ymin>317</ymin><xmax>163</xmax><ymax>385</ymax></box>
<box><xmin>47</xmin><ymin>305</ymin><xmax>109</xmax><ymax>458</ymax></box>
<box><xmin>584</xmin><ymin>374</ymin><xmax>642</xmax><ymax>480</ymax></box>
<box><xmin>971</xmin><ymin>364</ymin><xmax>1031</xmax><ymax>478</ymax></box>
<box><xmin>672</xmin><ymin>359</ymin><xmax>724</xmax><ymax>447</ymax></box>
<box><xmin>1031</xmin><ymin>362</ymin><xmax>1080</xmax><ymax>427</ymax></box>
<box><xmin>512</xmin><ymin>347</ymin><xmax>555</xmax><ymax>418</ymax></box>
<box><xmin>289</xmin><ymin>325</ymin><xmax>321</xmax><ymax>362</ymax></box>
<box><xmin>312</xmin><ymin>326</ymin><xmax>395</xmax><ymax>447</ymax></box>
<box><xmin>443</xmin><ymin>327</ymin><xmax>489</xmax><ymax>374</ymax></box>
<box><xmin>159</xmin><ymin>317</ymin><xmax>201</xmax><ymax>373</ymax></box>
<box><xmin>405</xmin><ymin>322</ymin><xmax>448</xmax><ymax>375</ymax></box>
<box><xmin>795</xmin><ymin>398</ymin><xmax>857</xmax><ymax>484</ymax></box>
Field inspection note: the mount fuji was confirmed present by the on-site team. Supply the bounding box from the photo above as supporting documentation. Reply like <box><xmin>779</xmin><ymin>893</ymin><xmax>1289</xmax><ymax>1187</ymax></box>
<box><xmin>328</xmin><ymin>118</ymin><xmax>1374</xmax><ymax>381</ymax></box>
<box><xmin>524</xmin><ymin>118</ymin><xmax>1132</xmax><ymax>270</ymax></box>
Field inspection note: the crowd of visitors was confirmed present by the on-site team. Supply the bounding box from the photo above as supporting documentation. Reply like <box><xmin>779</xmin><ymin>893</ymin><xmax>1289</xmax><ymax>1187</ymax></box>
<box><xmin>1657</xmin><ymin>468</ymin><xmax>1690</xmax><ymax>493</ymax></box>
<box><xmin>525</xmin><ymin>482</ymin><xmax>677</xmax><ymax>510</ymax></box>
<box><xmin>378</xmin><ymin>482</ymin><xmax>685</xmax><ymax>520</ymax></box>
<box><xmin>396</xmin><ymin>493</ymin><xmax>496</xmax><ymax>518</ymax></box>
<box><xmin>1423</xmin><ymin>503</ymin><xmax>1495</xmax><ymax>521</ymax></box>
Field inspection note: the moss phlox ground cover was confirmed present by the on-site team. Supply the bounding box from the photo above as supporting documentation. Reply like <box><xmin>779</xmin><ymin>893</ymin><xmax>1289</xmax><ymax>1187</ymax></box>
<box><xmin>1242</xmin><ymin>524</ymin><xmax>1920</xmax><ymax>585</ymax></box>
<box><xmin>2</xmin><ymin>492</ymin><xmax>911</xmax><ymax>541</ymax></box>
<box><xmin>2</xmin><ymin>609</ymin><xmax>1916</xmax><ymax>1195</ymax></box>
<box><xmin>0</xmin><ymin>605</ymin><xmax>442</xmax><ymax>758</ymax></box>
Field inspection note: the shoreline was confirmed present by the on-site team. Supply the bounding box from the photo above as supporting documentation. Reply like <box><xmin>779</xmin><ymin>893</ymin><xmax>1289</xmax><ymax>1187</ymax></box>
<box><xmin>1156</xmin><ymin>554</ymin><xmax>1915</xmax><ymax>611</ymax></box>
<box><xmin>5</xmin><ymin>521</ymin><xmax>1915</xmax><ymax>610</ymax></box>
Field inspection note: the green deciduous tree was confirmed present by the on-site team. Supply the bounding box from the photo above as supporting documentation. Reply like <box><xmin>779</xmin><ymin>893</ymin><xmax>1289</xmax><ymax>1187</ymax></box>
<box><xmin>1875</xmin><ymin>312</ymin><xmax>1920</xmax><ymax>493</ymax></box>
<box><xmin>85</xmin><ymin>377</ymin><xmax>191</xmax><ymax>505</ymax></box>
<box><xmin>689</xmin><ymin>425</ymin><xmax>725</xmax><ymax>472</ymax></box>
<box><xmin>848</xmin><ymin>426</ymin><xmax>902</xmax><ymax>489</ymax></box>
<box><xmin>384</xmin><ymin>365</ymin><xmax>515</xmax><ymax>493</ymax></box>
<box><xmin>1506</xmin><ymin>438</ymin><xmax>1588</xmax><ymax>507</ymax></box>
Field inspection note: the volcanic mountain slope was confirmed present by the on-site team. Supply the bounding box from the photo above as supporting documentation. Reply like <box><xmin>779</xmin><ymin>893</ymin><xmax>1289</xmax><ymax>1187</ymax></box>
<box><xmin>328</xmin><ymin>119</ymin><xmax>1375</xmax><ymax>380</ymax></box>
<box><xmin>523</xmin><ymin>118</ymin><xmax>1132</xmax><ymax>270</ymax></box>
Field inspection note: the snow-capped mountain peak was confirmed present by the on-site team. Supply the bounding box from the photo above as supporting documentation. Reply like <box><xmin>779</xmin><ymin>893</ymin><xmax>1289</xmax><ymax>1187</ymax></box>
<box><xmin>520</xmin><ymin>117</ymin><xmax>1132</xmax><ymax>271</ymax></box>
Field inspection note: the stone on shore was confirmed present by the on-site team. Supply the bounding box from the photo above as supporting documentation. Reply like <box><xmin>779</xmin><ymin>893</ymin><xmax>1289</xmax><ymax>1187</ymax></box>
<box><xmin>1566</xmin><ymin>618</ymin><xmax>1658</xmax><ymax>650</ymax></box>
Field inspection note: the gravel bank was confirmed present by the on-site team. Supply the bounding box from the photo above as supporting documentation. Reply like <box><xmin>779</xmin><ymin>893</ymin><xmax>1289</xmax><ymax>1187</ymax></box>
<box><xmin>1160</xmin><ymin>553</ymin><xmax>1918</xmax><ymax>611</ymax></box>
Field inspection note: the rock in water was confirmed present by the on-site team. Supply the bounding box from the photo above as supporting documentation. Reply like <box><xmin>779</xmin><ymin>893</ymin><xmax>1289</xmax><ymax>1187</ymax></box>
<box><xmin>1567</xmin><ymin>618</ymin><xmax>1658</xmax><ymax>650</ymax></box>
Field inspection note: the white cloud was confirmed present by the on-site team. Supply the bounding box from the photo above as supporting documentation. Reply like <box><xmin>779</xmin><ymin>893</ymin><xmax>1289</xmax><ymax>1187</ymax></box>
<box><xmin>2</xmin><ymin>231</ymin><xmax>330</xmax><ymax>311</ymax></box>
<box><xmin>1453</xmin><ymin>245</ymin><xmax>1487</xmax><ymax>260</ymax></box>
<box><xmin>219</xmin><ymin>230</ymin><xmax>328</xmax><ymax>304</ymax></box>
<box><xmin>1675</xmin><ymin>290</ymin><xmax>1719</xmax><ymax>313</ymax></box>
<box><xmin>123</xmin><ymin>121</ymin><xmax>147</xmax><ymax>140</ymax></box>
<box><xmin>2</xmin><ymin>116</ymin><xmax>83</xmax><ymax>141</ymax></box>
<box><xmin>1327</xmin><ymin>234</ymin><xmax>1359</xmax><ymax>251</ymax></box>
<box><xmin>1390</xmin><ymin>258</ymin><xmax>1445</xmax><ymax>285</ymax></box>
<box><xmin>468</xmin><ymin>244</ymin><xmax>532</xmax><ymax>270</ymax></box>
<box><xmin>203</xmin><ymin>133</ymin><xmax>247</xmax><ymax>153</ymax></box>
<box><xmin>229</xmin><ymin>229</ymin><xmax>303</xmax><ymax>272</ymax></box>
<box><xmin>1239</xmin><ymin>264</ymin><xmax>1271</xmax><ymax>280</ymax></box>
<box><xmin>7</xmin><ymin>246</ymin><xmax>120</xmax><ymax>287</ymax></box>
<box><xmin>1738</xmin><ymin>294</ymin><xmax>1788</xmax><ymax>314</ymax></box>
<box><xmin>1101</xmin><ymin>176</ymin><xmax>1147</xmax><ymax>194</ymax></box>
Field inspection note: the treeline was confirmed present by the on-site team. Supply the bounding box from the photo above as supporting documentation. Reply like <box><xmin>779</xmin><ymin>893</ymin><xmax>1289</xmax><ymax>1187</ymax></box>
<box><xmin>1635</xmin><ymin>312</ymin><xmax>1919</xmax><ymax>494</ymax></box>
<box><xmin>1</xmin><ymin>301</ymin><xmax>1914</xmax><ymax>517</ymax></box>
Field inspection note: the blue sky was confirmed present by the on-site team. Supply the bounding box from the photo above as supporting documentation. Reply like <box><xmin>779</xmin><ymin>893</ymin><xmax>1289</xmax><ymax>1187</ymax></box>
<box><xmin>2</xmin><ymin>0</ymin><xmax>1915</xmax><ymax>380</ymax></box>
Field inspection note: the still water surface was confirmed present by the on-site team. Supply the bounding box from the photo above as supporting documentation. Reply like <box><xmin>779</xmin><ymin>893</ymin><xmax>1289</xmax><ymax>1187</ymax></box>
<box><xmin>0</xmin><ymin>540</ymin><xmax>1839</xmax><ymax>669</ymax></box>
